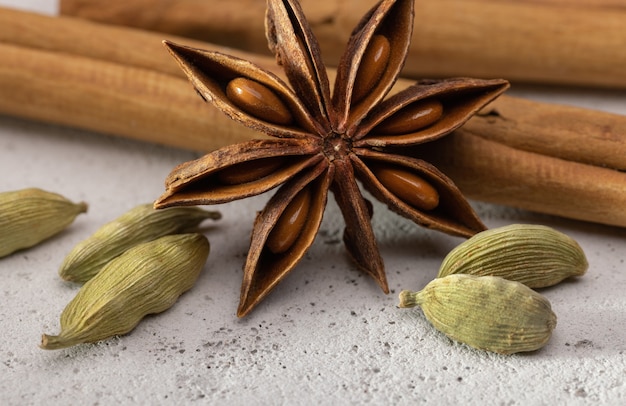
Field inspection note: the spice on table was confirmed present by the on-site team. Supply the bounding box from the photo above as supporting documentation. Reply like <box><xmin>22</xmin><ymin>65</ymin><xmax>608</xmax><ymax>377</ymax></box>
<box><xmin>399</xmin><ymin>274</ymin><xmax>557</xmax><ymax>355</ymax></box>
<box><xmin>41</xmin><ymin>233</ymin><xmax>210</xmax><ymax>350</ymax></box>
<box><xmin>0</xmin><ymin>188</ymin><xmax>87</xmax><ymax>258</ymax></box>
<box><xmin>437</xmin><ymin>224</ymin><xmax>588</xmax><ymax>288</ymax></box>
<box><xmin>154</xmin><ymin>0</ymin><xmax>509</xmax><ymax>317</ymax></box>
<box><xmin>59</xmin><ymin>203</ymin><xmax>220</xmax><ymax>283</ymax></box>
<box><xmin>418</xmin><ymin>129</ymin><xmax>626</xmax><ymax>228</ymax></box>
<box><xmin>469</xmin><ymin>96</ymin><xmax>626</xmax><ymax>171</ymax></box>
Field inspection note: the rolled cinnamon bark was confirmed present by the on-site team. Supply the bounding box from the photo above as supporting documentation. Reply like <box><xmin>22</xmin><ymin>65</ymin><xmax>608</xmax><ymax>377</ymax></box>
<box><xmin>466</xmin><ymin>97</ymin><xmax>626</xmax><ymax>171</ymax></box>
<box><xmin>0</xmin><ymin>6</ymin><xmax>277</xmax><ymax>79</ymax></box>
<box><xmin>417</xmin><ymin>131</ymin><xmax>626</xmax><ymax>228</ymax></box>
<box><xmin>59</xmin><ymin>0</ymin><xmax>270</xmax><ymax>55</ymax></box>
<box><xmin>0</xmin><ymin>42</ymin><xmax>257</xmax><ymax>152</ymax></box>
<box><xmin>525</xmin><ymin>0</ymin><xmax>626</xmax><ymax>7</ymax></box>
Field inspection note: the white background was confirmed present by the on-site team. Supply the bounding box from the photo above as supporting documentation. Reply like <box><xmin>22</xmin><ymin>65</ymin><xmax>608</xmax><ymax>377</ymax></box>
<box><xmin>1</xmin><ymin>1</ymin><xmax>625</xmax><ymax>404</ymax></box>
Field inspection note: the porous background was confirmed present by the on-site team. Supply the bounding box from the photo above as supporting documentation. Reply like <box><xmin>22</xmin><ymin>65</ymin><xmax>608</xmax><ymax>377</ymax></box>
<box><xmin>1</xmin><ymin>1</ymin><xmax>625</xmax><ymax>405</ymax></box>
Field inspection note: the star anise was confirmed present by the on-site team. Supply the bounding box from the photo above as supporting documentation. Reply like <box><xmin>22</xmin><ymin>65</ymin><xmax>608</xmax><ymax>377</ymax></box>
<box><xmin>154</xmin><ymin>0</ymin><xmax>509</xmax><ymax>317</ymax></box>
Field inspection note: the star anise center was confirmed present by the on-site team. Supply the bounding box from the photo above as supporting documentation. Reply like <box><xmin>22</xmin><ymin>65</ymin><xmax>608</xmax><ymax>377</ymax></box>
<box><xmin>322</xmin><ymin>133</ymin><xmax>352</xmax><ymax>162</ymax></box>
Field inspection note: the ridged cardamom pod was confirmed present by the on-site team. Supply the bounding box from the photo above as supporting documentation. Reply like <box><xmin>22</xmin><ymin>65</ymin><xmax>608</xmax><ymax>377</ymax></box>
<box><xmin>41</xmin><ymin>233</ymin><xmax>210</xmax><ymax>350</ymax></box>
<box><xmin>399</xmin><ymin>274</ymin><xmax>557</xmax><ymax>354</ymax></box>
<box><xmin>437</xmin><ymin>224</ymin><xmax>588</xmax><ymax>288</ymax></box>
<box><xmin>59</xmin><ymin>203</ymin><xmax>220</xmax><ymax>283</ymax></box>
<box><xmin>0</xmin><ymin>188</ymin><xmax>87</xmax><ymax>258</ymax></box>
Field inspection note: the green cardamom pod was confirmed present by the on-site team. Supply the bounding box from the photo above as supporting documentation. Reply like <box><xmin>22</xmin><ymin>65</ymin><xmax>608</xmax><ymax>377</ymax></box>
<box><xmin>59</xmin><ymin>203</ymin><xmax>220</xmax><ymax>283</ymax></box>
<box><xmin>41</xmin><ymin>233</ymin><xmax>209</xmax><ymax>350</ymax></box>
<box><xmin>0</xmin><ymin>188</ymin><xmax>87</xmax><ymax>258</ymax></box>
<box><xmin>437</xmin><ymin>224</ymin><xmax>588</xmax><ymax>288</ymax></box>
<box><xmin>399</xmin><ymin>274</ymin><xmax>557</xmax><ymax>354</ymax></box>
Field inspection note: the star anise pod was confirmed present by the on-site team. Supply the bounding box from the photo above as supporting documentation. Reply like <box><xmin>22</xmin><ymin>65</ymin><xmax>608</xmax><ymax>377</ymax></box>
<box><xmin>154</xmin><ymin>0</ymin><xmax>509</xmax><ymax>317</ymax></box>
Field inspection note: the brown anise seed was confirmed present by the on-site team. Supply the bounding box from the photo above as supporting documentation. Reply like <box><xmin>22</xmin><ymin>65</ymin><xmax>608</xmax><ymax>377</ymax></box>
<box><xmin>266</xmin><ymin>187</ymin><xmax>312</xmax><ymax>254</ymax></box>
<box><xmin>372</xmin><ymin>166</ymin><xmax>439</xmax><ymax>211</ymax></box>
<box><xmin>352</xmin><ymin>35</ymin><xmax>391</xmax><ymax>104</ymax></box>
<box><xmin>226</xmin><ymin>77</ymin><xmax>293</xmax><ymax>125</ymax></box>
<box><xmin>217</xmin><ymin>157</ymin><xmax>286</xmax><ymax>185</ymax></box>
<box><xmin>375</xmin><ymin>99</ymin><xmax>443</xmax><ymax>134</ymax></box>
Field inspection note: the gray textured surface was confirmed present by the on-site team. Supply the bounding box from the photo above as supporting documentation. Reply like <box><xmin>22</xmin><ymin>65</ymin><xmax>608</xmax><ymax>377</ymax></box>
<box><xmin>1</xmin><ymin>1</ymin><xmax>626</xmax><ymax>405</ymax></box>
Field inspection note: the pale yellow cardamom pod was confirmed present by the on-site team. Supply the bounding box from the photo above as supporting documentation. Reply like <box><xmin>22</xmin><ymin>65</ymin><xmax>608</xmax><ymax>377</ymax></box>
<box><xmin>399</xmin><ymin>274</ymin><xmax>557</xmax><ymax>354</ymax></box>
<box><xmin>59</xmin><ymin>203</ymin><xmax>220</xmax><ymax>283</ymax></box>
<box><xmin>41</xmin><ymin>233</ymin><xmax>210</xmax><ymax>350</ymax></box>
<box><xmin>0</xmin><ymin>188</ymin><xmax>87</xmax><ymax>258</ymax></box>
<box><xmin>437</xmin><ymin>224</ymin><xmax>588</xmax><ymax>288</ymax></box>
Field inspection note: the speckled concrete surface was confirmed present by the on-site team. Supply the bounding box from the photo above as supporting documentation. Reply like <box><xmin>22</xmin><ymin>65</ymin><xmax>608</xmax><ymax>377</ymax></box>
<box><xmin>1</xmin><ymin>1</ymin><xmax>626</xmax><ymax>405</ymax></box>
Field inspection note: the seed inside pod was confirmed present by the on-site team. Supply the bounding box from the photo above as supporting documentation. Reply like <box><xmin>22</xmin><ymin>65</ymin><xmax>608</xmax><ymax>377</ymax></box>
<box><xmin>217</xmin><ymin>157</ymin><xmax>286</xmax><ymax>185</ymax></box>
<box><xmin>352</xmin><ymin>35</ymin><xmax>391</xmax><ymax>104</ymax></box>
<box><xmin>371</xmin><ymin>165</ymin><xmax>439</xmax><ymax>211</ymax></box>
<box><xmin>226</xmin><ymin>77</ymin><xmax>293</xmax><ymax>125</ymax></box>
<box><xmin>375</xmin><ymin>99</ymin><xmax>443</xmax><ymax>134</ymax></box>
<box><xmin>266</xmin><ymin>187</ymin><xmax>312</xmax><ymax>254</ymax></box>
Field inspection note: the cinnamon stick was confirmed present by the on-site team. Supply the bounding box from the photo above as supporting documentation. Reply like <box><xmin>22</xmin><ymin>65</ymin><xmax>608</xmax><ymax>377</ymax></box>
<box><xmin>59</xmin><ymin>0</ymin><xmax>270</xmax><ymax>56</ymax></box>
<box><xmin>417</xmin><ymin>131</ymin><xmax>626</xmax><ymax>227</ymax></box>
<box><xmin>60</xmin><ymin>0</ymin><xmax>626</xmax><ymax>89</ymax></box>
<box><xmin>522</xmin><ymin>0</ymin><xmax>626</xmax><ymax>8</ymax></box>
<box><xmin>467</xmin><ymin>97</ymin><xmax>626</xmax><ymax>171</ymax></box>
<box><xmin>0</xmin><ymin>42</ymin><xmax>256</xmax><ymax>152</ymax></box>
<box><xmin>0</xmin><ymin>6</ymin><xmax>277</xmax><ymax>79</ymax></box>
